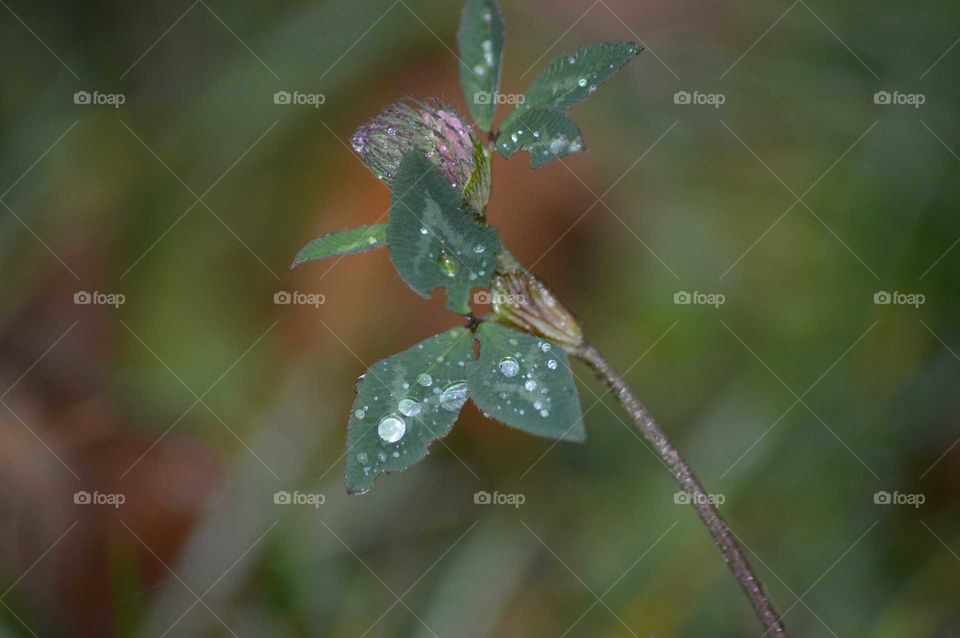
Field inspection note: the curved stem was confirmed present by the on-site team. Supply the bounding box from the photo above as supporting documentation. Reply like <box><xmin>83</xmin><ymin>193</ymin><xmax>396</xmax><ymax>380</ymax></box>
<box><xmin>576</xmin><ymin>343</ymin><xmax>789</xmax><ymax>636</ymax></box>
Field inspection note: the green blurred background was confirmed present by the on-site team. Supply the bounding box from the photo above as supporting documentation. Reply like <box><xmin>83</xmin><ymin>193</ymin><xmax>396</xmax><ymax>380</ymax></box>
<box><xmin>1</xmin><ymin>0</ymin><xmax>958</xmax><ymax>636</ymax></box>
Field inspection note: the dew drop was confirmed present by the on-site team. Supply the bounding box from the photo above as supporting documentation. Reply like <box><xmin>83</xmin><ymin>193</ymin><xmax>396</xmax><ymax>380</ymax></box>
<box><xmin>547</xmin><ymin>359</ymin><xmax>558</xmax><ymax>370</ymax></box>
<box><xmin>540</xmin><ymin>409</ymin><xmax>550</xmax><ymax>418</ymax></box>
<box><xmin>499</xmin><ymin>357</ymin><xmax>520</xmax><ymax>377</ymax></box>
<box><xmin>377</xmin><ymin>451</ymin><xmax>388</xmax><ymax>462</ymax></box>
<box><xmin>525</xmin><ymin>379</ymin><xmax>537</xmax><ymax>392</ymax></box>
<box><xmin>439</xmin><ymin>251</ymin><xmax>460</xmax><ymax>278</ymax></box>
<box><xmin>354</xmin><ymin>408</ymin><xmax>366</xmax><ymax>419</ymax></box>
<box><xmin>417</xmin><ymin>373</ymin><xmax>433</xmax><ymax>387</ymax></box>
<box><xmin>473</xmin><ymin>244</ymin><xmax>486</xmax><ymax>254</ymax></box>
<box><xmin>398</xmin><ymin>398</ymin><xmax>422</xmax><ymax>417</ymax></box>
<box><xmin>439</xmin><ymin>382</ymin><xmax>469</xmax><ymax>412</ymax></box>
<box><xmin>420</xmin><ymin>227</ymin><xmax>429</xmax><ymax>235</ymax></box>
<box><xmin>539</xmin><ymin>342</ymin><xmax>552</xmax><ymax>352</ymax></box>
<box><xmin>356</xmin><ymin>452</ymin><xmax>370</xmax><ymax>465</ymax></box>
<box><xmin>378</xmin><ymin>415</ymin><xmax>406</xmax><ymax>443</ymax></box>
<box><xmin>577</xmin><ymin>78</ymin><xmax>587</xmax><ymax>88</ymax></box>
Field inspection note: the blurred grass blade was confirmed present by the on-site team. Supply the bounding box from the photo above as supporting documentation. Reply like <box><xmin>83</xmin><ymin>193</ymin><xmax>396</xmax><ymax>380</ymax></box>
<box><xmin>458</xmin><ymin>0</ymin><xmax>504</xmax><ymax>131</ymax></box>
<box><xmin>291</xmin><ymin>224</ymin><xmax>387</xmax><ymax>268</ymax></box>
<box><xmin>496</xmin><ymin>106</ymin><xmax>584</xmax><ymax>167</ymax></box>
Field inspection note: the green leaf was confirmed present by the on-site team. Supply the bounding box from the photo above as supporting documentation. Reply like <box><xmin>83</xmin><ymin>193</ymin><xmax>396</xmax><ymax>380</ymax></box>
<box><xmin>387</xmin><ymin>150</ymin><xmax>500</xmax><ymax>314</ymax></box>
<box><xmin>496</xmin><ymin>107</ymin><xmax>584</xmax><ymax>168</ymax></box>
<box><xmin>503</xmin><ymin>41</ymin><xmax>641</xmax><ymax>129</ymax></box>
<box><xmin>291</xmin><ymin>224</ymin><xmax>387</xmax><ymax>268</ymax></box>
<box><xmin>345</xmin><ymin>328</ymin><xmax>475</xmax><ymax>494</ymax></box>
<box><xmin>468</xmin><ymin>322</ymin><xmax>585</xmax><ymax>442</ymax></box>
<box><xmin>458</xmin><ymin>0</ymin><xmax>504</xmax><ymax>131</ymax></box>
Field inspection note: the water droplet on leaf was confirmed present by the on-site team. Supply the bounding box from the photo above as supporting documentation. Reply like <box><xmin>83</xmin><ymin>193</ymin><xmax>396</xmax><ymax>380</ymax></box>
<box><xmin>378</xmin><ymin>415</ymin><xmax>406</xmax><ymax>443</ymax></box>
<box><xmin>439</xmin><ymin>382</ymin><xmax>469</xmax><ymax>412</ymax></box>
<box><xmin>439</xmin><ymin>251</ymin><xmax>460</xmax><ymax>278</ymax></box>
<box><xmin>499</xmin><ymin>357</ymin><xmax>520</xmax><ymax>377</ymax></box>
<box><xmin>398</xmin><ymin>399</ymin><xmax>422</xmax><ymax>417</ymax></box>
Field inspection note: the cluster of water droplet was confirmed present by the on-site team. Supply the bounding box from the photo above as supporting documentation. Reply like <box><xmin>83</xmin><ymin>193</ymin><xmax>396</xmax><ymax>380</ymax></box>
<box><xmin>488</xmin><ymin>339</ymin><xmax>559</xmax><ymax>419</ymax></box>
<box><xmin>473</xmin><ymin>38</ymin><xmax>497</xmax><ymax>77</ymax></box>
<box><xmin>352</xmin><ymin>334</ymin><xmax>475</xmax><ymax>479</ymax></box>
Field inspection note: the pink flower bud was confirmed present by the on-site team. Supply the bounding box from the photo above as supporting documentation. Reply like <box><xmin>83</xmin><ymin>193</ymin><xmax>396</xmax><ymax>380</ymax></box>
<box><xmin>351</xmin><ymin>99</ymin><xmax>490</xmax><ymax>212</ymax></box>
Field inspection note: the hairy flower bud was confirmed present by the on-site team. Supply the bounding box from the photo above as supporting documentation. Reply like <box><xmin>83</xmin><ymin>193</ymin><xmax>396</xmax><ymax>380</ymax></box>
<box><xmin>491</xmin><ymin>269</ymin><xmax>583</xmax><ymax>349</ymax></box>
<box><xmin>350</xmin><ymin>99</ymin><xmax>491</xmax><ymax>213</ymax></box>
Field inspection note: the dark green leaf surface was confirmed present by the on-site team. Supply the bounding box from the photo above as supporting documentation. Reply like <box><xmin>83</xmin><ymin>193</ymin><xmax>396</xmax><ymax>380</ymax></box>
<box><xmin>387</xmin><ymin>151</ymin><xmax>499</xmax><ymax>314</ymax></box>
<box><xmin>468</xmin><ymin>322</ymin><xmax>585</xmax><ymax>442</ymax></box>
<box><xmin>458</xmin><ymin>0</ymin><xmax>504</xmax><ymax>131</ymax></box>
<box><xmin>345</xmin><ymin>328</ymin><xmax>475</xmax><ymax>493</ymax></box>
<box><xmin>291</xmin><ymin>224</ymin><xmax>387</xmax><ymax>268</ymax></box>
<box><xmin>502</xmin><ymin>41</ymin><xmax>640</xmax><ymax>129</ymax></box>
<box><xmin>497</xmin><ymin>107</ymin><xmax>584</xmax><ymax>168</ymax></box>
